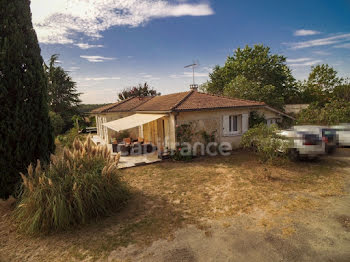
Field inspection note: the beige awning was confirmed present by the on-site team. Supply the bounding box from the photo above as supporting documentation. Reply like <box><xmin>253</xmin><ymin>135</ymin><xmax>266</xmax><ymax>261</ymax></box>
<box><xmin>102</xmin><ymin>113</ymin><xmax>166</xmax><ymax>132</ymax></box>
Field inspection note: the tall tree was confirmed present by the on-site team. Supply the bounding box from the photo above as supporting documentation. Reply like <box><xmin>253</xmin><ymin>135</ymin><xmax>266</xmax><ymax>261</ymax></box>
<box><xmin>45</xmin><ymin>54</ymin><xmax>81</xmax><ymax>131</ymax></box>
<box><xmin>0</xmin><ymin>0</ymin><xmax>54</xmax><ymax>198</ymax></box>
<box><xmin>202</xmin><ymin>45</ymin><xmax>297</xmax><ymax>109</ymax></box>
<box><xmin>118</xmin><ymin>82</ymin><xmax>160</xmax><ymax>100</ymax></box>
<box><xmin>302</xmin><ymin>64</ymin><xmax>343</xmax><ymax>104</ymax></box>
<box><xmin>333</xmin><ymin>82</ymin><xmax>350</xmax><ymax>102</ymax></box>
<box><xmin>308</xmin><ymin>64</ymin><xmax>342</xmax><ymax>93</ymax></box>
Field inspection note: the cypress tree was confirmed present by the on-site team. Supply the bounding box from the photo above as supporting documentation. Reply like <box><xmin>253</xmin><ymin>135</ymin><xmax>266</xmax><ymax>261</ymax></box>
<box><xmin>0</xmin><ymin>0</ymin><xmax>55</xmax><ymax>198</ymax></box>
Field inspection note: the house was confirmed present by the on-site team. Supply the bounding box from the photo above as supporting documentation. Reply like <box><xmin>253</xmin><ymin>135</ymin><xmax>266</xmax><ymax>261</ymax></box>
<box><xmin>91</xmin><ymin>87</ymin><xmax>292</xmax><ymax>154</ymax></box>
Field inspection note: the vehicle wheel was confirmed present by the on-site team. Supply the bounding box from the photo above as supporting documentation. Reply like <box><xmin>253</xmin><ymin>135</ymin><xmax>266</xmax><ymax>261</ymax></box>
<box><xmin>326</xmin><ymin>146</ymin><xmax>336</xmax><ymax>154</ymax></box>
<box><xmin>288</xmin><ymin>149</ymin><xmax>299</xmax><ymax>161</ymax></box>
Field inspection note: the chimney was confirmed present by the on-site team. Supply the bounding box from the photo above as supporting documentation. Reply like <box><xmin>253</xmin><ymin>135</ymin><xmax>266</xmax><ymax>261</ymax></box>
<box><xmin>190</xmin><ymin>84</ymin><xmax>198</xmax><ymax>91</ymax></box>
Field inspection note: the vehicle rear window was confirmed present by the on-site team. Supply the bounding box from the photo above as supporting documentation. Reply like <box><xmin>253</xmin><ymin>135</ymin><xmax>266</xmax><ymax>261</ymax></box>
<box><xmin>303</xmin><ymin>134</ymin><xmax>321</xmax><ymax>145</ymax></box>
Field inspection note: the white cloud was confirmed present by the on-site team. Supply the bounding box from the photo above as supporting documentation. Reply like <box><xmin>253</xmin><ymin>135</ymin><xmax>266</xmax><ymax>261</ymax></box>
<box><xmin>286</xmin><ymin>58</ymin><xmax>311</xmax><ymax>63</ymax></box>
<box><xmin>68</xmin><ymin>66</ymin><xmax>80</xmax><ymax>71</ymax></box>
<box><xmin>294</xmin><ymin>29</ymin><xmax>320</xmax><ymax>36</ymax></box>
<box><xmin>137</xmin><ymin>73</ymin><xmax>161</xmax><ymax>80</ymax></box>
<box><xmin>170</xmin><ymin>71</ymin><xmax>208</xmax><ymax>78</ymax></box>
<box><xmin>334</xmin><ymin>42</ymin><xmax>350</xmax><ymax>48</ymax></box>
<box><xmin>313</xmin><ymin>50</ymin><xmax>331</xmax><ymax>55</ymax></box>
<box><xmin>80</xmin><ymin>55</ymin><xmax>116</xmax><ymax>62</ymax></box>
<box><xmin>289</xmin><ymin>59</ymin><xmax>322</xmax><ymax>67</ymax></box>
<box><xmin>30</xmin><ymin>0</ymin><xmax>214</xmax><ymax>44</ymax></box>
<box><xmin>74</xmin><ymin>43</ymin><xmax>104</xmax><ymax>49</ymax></box>
<box><xmin>287</xmin><ymin>33</ymin><xmax>350</xmax><ymax>49</ymax></box>
<box><xmin>201</xmin><ymin>66</ymin><xmax>213</xmax><ymax>73</ymax></box>
<box><xmin>184</xmin><ymin>72</ymin><xmax>208</xmax><ymax>77</ymax></box>
<box><xmin>83</xmin><ymin>77</ymin><xmax>121</xmax><ymax>81</ymax></box>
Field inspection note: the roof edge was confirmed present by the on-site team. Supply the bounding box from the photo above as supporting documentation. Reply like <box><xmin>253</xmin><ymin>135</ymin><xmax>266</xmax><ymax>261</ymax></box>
<box><xmin>171</xmin><ymin>90</ymin><xmax>195</xmax><ymax>110</ymax></box>
<box><xmin>265</xmin><ymin>106</ymin><xmax>295</xmax><ymax>120</ymax></box>
<box><xmin>174</xmin><ymin>105</ymin><xmax>266</xmax><ymax>112</ymax></box>
<box><xmin>135</xmin><ymin>110</ymin><xmax>172</xmax><ymax>114</ymax></box>
<box><xmin>196</xmin><ymin>91</ymin><xmax>266</xmax><ymax>105</ymax></box>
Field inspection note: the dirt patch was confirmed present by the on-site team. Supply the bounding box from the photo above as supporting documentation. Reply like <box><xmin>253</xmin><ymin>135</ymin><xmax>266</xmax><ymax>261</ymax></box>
<box><xmin>163</xmin><ymin>247</ymin><xmax>197</xmax><ymax>262</ymax></box>
<box><xmin>337</xmin><ymin>215</ymin><xmax>350</xmax><ymax>231</ymax></box>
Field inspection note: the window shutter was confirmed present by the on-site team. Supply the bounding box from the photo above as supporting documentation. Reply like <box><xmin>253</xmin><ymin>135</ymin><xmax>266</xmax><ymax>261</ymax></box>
<box><xmin>223</xmin><ymin>115</ymin><xmax>229</xmax><ymax>135</ymax></box>
<box><xmin>242</xmin><ymin>113</ymin><xmax>249</xmax><ymax>133</ymax></box>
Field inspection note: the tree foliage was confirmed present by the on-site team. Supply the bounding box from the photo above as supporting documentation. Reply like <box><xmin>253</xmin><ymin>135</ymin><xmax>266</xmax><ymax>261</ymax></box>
<box><xmin>202</xmin><ymin>45</ymin><xmax>296</xmax><ymax>109</ymax></box>
<box><xmin>77</xmin><ymin>104</ymin><xmax>110</xmax><ymax>114</ymax></box>
<box><xmin>295</xmin><ymin>65</ymin><xmax>350</xmax><ymax>125</ymax></box>
<box><xmin>333</xmin><ymin>81</ymin><xmax>350</xmax><ymax>102</ymax></box>
<box><xmin>118</xmin><ymin>82</ymin><xmax>160</xmax><ymax>100</ymax></box>
<box><xmin>45</xmin><ymin>54</ymin><xmax>81</xmax><ymax>131</ymax></box>
<box><xmin>0</xmin><ymin>0</ymin><xmax>54</xmax><ymax>198</ymax></box>
<box><xmin>248</xmin><ymin>111</ymin><xmax>266</xmax><ymax>128</ymax></box>
<box><xmin>49</xmin><ymin>111</ymin><xmax>64</xmax><ymax>136</ymax></box>
<box><xmin>300</xmin><ymin>64</ymin><xmax>343</xmax><ymax>104</ymax></box>
<box><xmin>297</xmin><ymin>99</ymin><xmax>350</xmax><ymax>126</ymax></box>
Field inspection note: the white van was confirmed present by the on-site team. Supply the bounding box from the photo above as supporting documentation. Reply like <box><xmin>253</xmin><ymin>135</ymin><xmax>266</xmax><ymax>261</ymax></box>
<box><xmin>277</xmin><ymin>128</ymin><xmax>325</xmax><ymax>160</ymax></box>
<box><xmin>331</xmin><ymin>124</ymin><xmax>350</xmax><ymax>147</ymax></box>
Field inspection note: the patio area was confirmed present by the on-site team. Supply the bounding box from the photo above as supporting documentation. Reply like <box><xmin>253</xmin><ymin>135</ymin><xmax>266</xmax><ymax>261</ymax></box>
<box><xmin>116</xmin><ymin>151</ymin><xmax>161</xmax><ymax>169</ymax></box>
<box><xmin>92</xmin><ymin>135</ymin><xmax>162</xmax><ymax>169</ymax></box>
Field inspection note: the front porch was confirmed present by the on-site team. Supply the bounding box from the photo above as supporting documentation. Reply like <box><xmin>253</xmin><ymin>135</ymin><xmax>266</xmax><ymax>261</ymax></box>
<box><xmin>92</xmin><ymin>113</ymin><xmax>176</xmax><ymax>168</ymax></box>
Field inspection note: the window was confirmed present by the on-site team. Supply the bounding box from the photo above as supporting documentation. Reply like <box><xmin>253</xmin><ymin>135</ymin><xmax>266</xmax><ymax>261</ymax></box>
<box><xmin>223</xmin><ymin>114</ymin><xmax>243</xmax><ymax>136</ymax></box>
<box><xmin>229</xmin><ymin>115</ymin><xmax>238</xmax><ymax>132</ymax></box>
<box><xmin>267</xmin><ymin>118</ymin><xmax>277</xmax><ymax>126</ymax></box>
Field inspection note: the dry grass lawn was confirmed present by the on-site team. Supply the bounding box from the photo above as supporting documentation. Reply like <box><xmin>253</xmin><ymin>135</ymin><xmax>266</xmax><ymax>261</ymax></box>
<box><xmin>0</xmin><ymin>149</ymin><xmax>349</xmax><ymax>261</ymax></box>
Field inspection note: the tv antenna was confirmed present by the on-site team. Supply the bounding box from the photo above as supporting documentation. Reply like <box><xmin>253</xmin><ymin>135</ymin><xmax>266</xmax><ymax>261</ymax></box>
<box><xmin>184</xmin><ymin>63</ymin><xmax>198</xmax><ymax>85</ymax></box>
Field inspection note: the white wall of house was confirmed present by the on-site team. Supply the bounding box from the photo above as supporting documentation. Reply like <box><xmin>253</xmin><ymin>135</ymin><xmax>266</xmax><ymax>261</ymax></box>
<box><xmin>175</xmin><ymin>107</ymin><xmax>282</xmax><ymax>148</ymax></box>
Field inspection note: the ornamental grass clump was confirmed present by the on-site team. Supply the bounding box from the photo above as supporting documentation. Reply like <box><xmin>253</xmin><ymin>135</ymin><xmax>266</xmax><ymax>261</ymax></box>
<box><xmin>14</xmin><ymin>136</ymin><xmax>129</xmax><ymax>234</ymax></box>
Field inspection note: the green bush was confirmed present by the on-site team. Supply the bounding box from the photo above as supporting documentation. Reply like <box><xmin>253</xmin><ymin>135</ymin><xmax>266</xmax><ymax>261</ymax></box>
<box><xmin>56</xmin><ymin>127</ymin><xmax>83</xmax><ymax>148</ymax></box>
<box><xmin>176</xmin><ymin>123</ymin><xmax>194</xmax><ymax>144</ymax></box>
<box><xmin>171</xmin><ymin>123</ymin><xmax>194</xmax><ymax>161</ymax></box>
<box><xmin>241</xmin><ymin>124</ymin><xmax>289</xmax><ymax>162</ymax></box>
<box><xmin>49</xmin><ymin>111</ymin><xmax>64</xmax><ymax>136</ymax></box>
<box><xmin>14</xmin><ymin>137</ymin><xmax>129</xmax><ymax>234</ymax></box>
<box><xmin>171</xmin><ymin>145</ymin><xmax>193</xmax><ymax>161</ymax></box>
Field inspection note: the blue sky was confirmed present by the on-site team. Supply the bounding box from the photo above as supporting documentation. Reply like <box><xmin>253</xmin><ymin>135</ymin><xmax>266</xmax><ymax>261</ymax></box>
<box><xmin>31</xmin><ymin>0</ymin><xmax>350</xmax><ymax>104</ymax></box>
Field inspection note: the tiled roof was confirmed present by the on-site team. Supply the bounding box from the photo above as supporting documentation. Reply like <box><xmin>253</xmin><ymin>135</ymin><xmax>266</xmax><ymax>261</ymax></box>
<box><xmin>91</xmin><ymin>97</ymin><xmax>152</xmax><ymax>113</ymax></box>
<box><xmin>135</xmin><ymin>91</ymin><xmax>191</xmax><ymax>111</ymax></box>
<box><xmin>174</xmin><ymin>91</ymin><xmax>265</xmax><ymax>111</ymax></box>
<box><xmin>91</xmin><ymin>90</ymin><xmax>265</xmax><ymax>113</ymax></box>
